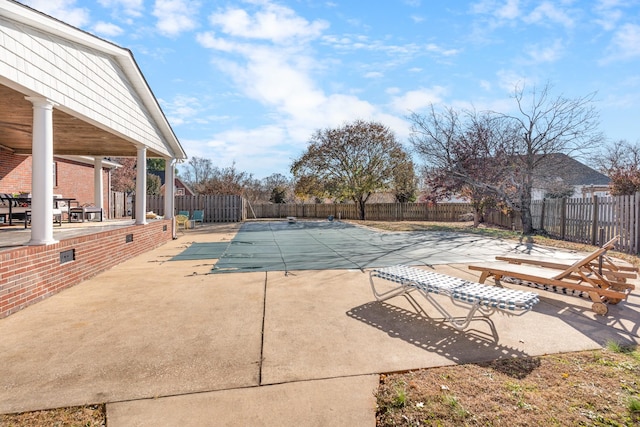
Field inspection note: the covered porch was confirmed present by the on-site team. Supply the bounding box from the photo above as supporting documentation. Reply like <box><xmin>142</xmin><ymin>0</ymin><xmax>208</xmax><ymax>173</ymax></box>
<box><xmin>0</xmin><ymin>1</ymin><xmax>187</xmax><ymax>318</ymax></box>
<box><xmin>0</xmin><ymin>1</ymin><xmax>187</xmax><ymax>246</ymax></box>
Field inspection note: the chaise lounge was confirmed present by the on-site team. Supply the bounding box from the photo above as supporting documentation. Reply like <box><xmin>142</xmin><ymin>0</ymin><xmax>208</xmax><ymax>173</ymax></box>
<box><xmin>369</xmin><ymin>265</ymin><xmax>539</xmax><ymax>331</ymax></box>
<box><xmin>468</xmin><ymin>236</ymin><xmax>636</xmax><ymax>315</ymax></box>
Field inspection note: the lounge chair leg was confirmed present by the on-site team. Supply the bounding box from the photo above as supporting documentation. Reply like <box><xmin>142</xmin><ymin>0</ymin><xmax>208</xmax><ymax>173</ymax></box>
<box><xmin>592</xmin><ymin>302</ymin><xmax>608</xmax><ymax>315</ymax></box>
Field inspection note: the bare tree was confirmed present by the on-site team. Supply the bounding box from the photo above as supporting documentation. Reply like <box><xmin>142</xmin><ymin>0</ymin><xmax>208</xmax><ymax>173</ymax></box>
<box><xmin>262</xmin><ymin>173</ymin><xmax>292</xmax><ymax>203</ymax></box>
<box><xmin>111</xmin><ymin>157</ymin><xmax>137</xmax><ymax>194</ymax></box>
<box><xmin>410</xmin><ymin>83</ymin><xmax>602</xmax><ymax>234</ymax></box>
<box><xmin>199</xmin><ymin>162</ymin><xmax>254</xmax><ymax>196</ymax></box>
<box><xmin>595</xmin><ymin>139</ymin><xmax>640</xmax><ymax>195</ymax></box>
<box><xmin>410</xmin><ymin>107</ymin><xmax>515</xmax><ymax>226</ymax></box>
<box><xmin>291</xmin><ymin>119</ymin><xmax>410</xmax><ymax>220</ymax></box>
<box><xmin>181</xmin><ymin>156</ymin><xmax>214</xmax><ymax>192</ymax></box>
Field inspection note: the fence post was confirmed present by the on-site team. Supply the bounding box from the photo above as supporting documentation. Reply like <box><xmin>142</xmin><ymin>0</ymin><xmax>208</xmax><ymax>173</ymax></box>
<box><xmin>560</xmin><ymin>198</ymin><xmax>566</xmax><ymax>240</ymax></box>
<box><xmin>629</xmin><ymin>191</ymin><xmax>640</xmax><ymax>254</ymax></box>
<box><xmin>591</xmin><ymin>195</ymin><xmax>599</xmax><ymax>246</ymax></box>
<box><xmin>540</xmin><ymin>198</ymin><xmax>546</xmax><ymax>232</ymax></box>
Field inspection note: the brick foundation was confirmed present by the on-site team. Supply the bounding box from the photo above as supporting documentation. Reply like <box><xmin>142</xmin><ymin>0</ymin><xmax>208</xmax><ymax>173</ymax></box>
<box><xmin>0</xmin><ymin>220</ymin><xmax>173</xmax><ymax>318</ymax></box>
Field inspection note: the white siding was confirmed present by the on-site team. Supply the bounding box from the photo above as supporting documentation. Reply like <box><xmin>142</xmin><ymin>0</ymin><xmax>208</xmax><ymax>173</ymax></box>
<box><xmin>0</xmin><ymin>17</ymin><xmax>170</xmax><ymax>156</ymax></box>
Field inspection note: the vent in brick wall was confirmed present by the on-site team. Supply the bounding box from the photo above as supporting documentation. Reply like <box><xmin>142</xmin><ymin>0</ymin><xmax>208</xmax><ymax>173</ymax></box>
<box><xmin>163</xmin><ymin>224</ymin><xmax>167</xmax><ymax>232</ymax></box>
<box><xmin>126</xmin><ymin>234</ymin><xmax>134</xmax><ymax>243</ymax></box>
<box><xmin>60</xmin><ymin>249</ymin><xmax>75</xmax><ymax>264</ymax></box>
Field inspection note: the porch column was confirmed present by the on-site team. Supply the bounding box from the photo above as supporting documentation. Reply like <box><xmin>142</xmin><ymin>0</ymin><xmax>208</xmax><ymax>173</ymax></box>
<box><xmin>26</xmin><ymin>96</ymin><xmax>57</xmax><ymax>246</ymax></box>
<box><xmin>94</xmin><ymin>156</ymin><xmax>104</xmax><ymax>210</ymax></box>
<box><xmin>135</xmin><ymin>146</ymin><xmax>147</xmax><ymax>225</ymax></box>
<box><xmin>164</xmin><ymin>158</ymin><xmax>175</xmax><ymax>220</ymax></box>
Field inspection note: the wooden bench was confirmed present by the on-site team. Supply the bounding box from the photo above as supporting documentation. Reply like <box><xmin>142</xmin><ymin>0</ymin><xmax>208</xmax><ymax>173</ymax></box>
<box><xmin>69</xmin><ymin>206</ymin><xmax>103</xmax><ymax>222</ymax></box>
<box><xmin>369</xmin><ymin>265</ymin><xmax>539</xmax><ymax>331</ymax></box>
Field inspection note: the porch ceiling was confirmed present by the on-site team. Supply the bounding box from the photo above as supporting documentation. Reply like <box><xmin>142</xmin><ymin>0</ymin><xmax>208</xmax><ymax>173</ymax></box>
<box><xmin>0</xmin><ymin>83</ymin><xmax>165</xmax><ymax>158</ymax></box>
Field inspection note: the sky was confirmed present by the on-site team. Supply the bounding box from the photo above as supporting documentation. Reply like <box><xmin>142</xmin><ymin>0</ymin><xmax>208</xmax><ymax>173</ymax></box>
<box><xmin>15</xmin><ymin>0</ymin><xmax>640</xmax><ymax>180</ymax></box>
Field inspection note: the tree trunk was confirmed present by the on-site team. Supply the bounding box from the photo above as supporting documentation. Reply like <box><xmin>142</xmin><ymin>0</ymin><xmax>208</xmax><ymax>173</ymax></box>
<box><xmin>520</xmin><ymin>183</ymin><xmax>534</xmax><ymax>234</ymax></box>
<box><xmin>357</xmin><ymin>200</ymin><xmax>366</xmax><ymax>220</ymax></box>
<box><xmin>521</xmin><ymin>208</ymin><xmax>533</xmax><ymax>234</ymax></box>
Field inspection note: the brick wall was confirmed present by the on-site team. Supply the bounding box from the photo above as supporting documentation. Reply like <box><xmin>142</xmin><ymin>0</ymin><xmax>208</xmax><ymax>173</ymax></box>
<box><xmin>0</xmin><ymin>220</ymin><xmax>173</xmax><ymax>318</ymax></box>
<box><xmin>55</xmin><ymin>157</ymin><xmax>110</xmax><ymax>208</ymax></box>
<box><xmin>0</xmin><ymin>150</ymin><xmax>31</xmax><ymax>192</ymax></box>
<box><xmin>0</xmin><ymin>151</ymin><xmax>110</xmax><ymax>215</ymax></box>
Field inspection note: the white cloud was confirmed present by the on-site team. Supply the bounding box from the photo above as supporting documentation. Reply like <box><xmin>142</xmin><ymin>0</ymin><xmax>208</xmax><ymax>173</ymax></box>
<box><xmin>208</xmin><ymin>2</ymin><xmax>329</xmax><ymax>44</ymax></box>
<box><xmin>196</xmin><ymin>0</ymin><xmax>418</xmax><ymax>167</ymax></box>
<box><xmin>525</xmin><ymin>39</ymin><xmax>564</xmax><ymax>63</ymax></box>
<box><xmin>364</xmin><ymin>71</ymin><xmax>383</xmax><ymax>79</ymax></box>
<box><xmin>593</xmin><ymin>0</ymin><xmax>624</xmax><ymax>31</ymax></box>
<box><xmin>160</xmin><ymin>95</ymin><xmax>203</xmax><ymax>126</ymax></box>
<box><xmin>496</xmin><ymin>69</ymin><xmax>529</xmax><ymax>91</ymax></box>
<box><xmin>470</xmin><ymin>0</ymin><xmax>575</xmax><ymax>32</ymax></box>
<box><xmin>602</xmin><ymin>23</ymin><xmax>640</xmax><ymax>63</ymax></box>
<box><xmin>496</xmin><ymin>0</ymin><xmax>521</xmax><ymax>20</ymax></box>
<box><xmin>92</xmin><ymin>21</ymin><xmax>124</xmax><ymax>37</ymax></box>
<box><xmin>182</xmin><ymin>125</ymin><xmax>294</xmax><ymax>178</ymax></box>
<box><xmin>97</xmin><ymin>0</ymin><xmax>143</xmax><ymax>17</ymax></box>
<box><xmin>525</xmin><ymin>2</ymin><xmax>575</xmax><ymax>28</ymax></box>
<box><xmin>153</xmin><ymin>0</ymin><xmax>200</xmax><ymax>36</ymax></box>
<box><xmin>20</xmin><ymin>0</ymin><xmax>90</xmax><ymax>27</ymax></box>
<box><xmin>389</xmin><ymin>86</ymin><xmax>448</xmax><ymax>113</ymax></box>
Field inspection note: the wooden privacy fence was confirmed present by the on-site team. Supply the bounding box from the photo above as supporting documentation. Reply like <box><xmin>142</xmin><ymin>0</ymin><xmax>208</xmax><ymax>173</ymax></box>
<box><xmin>110</xmin><ymin>191</ymin><xmax>127</xmax><ymax>218</ymax></box>
<box><xmin>248</xmin><ymin>202</ymin><xmax>473</xmax><ymax>222</ymax></box>
<box><xmin>146</xmin><ymin>194</ymin><xmax>640</xmax><ymax>254</ymax></box>
<box><xmin>146</xmin><ymin>195</ymin><xmax>246</xmax><ymax>222</ymax></box>
<box><xmin>485</xmin><ymin>194</ymin><xmax>640</xmax><ymax>254</ymax></box>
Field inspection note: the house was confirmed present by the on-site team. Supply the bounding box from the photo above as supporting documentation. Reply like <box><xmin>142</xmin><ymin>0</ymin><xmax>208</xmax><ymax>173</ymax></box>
<box><xmin>420</xmin><ymin>153</ymin><xmax>611</xmax><ymax>203</ymax></box>
<box><xmin>0</xmin><ymin>0</ymin><xmax>187</xmax><ymax>244</ymax></box>
<box><xmin>531</xmin><ymin>153</ymin><xmax>610</xmax><ymax>200</ymax></box>
<box><xmin>148</xmin><ymin>170</ymin><xmax>195</xmax><ymax>196</ymax></box>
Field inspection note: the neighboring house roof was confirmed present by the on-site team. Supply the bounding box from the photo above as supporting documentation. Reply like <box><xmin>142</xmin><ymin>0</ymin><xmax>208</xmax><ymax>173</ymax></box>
<box><xmin>149</xmin><ymin>170</ymin><xmax>195</xmax><ymax>196</ymax></box>
<box><xmin>534</xmin><ymin>153</ymin><xmax>610</xmax><ymax>187</ymax></box>
<box><xmin>0</xmin><ymin>0</ymin><xmax>186</xmax><ymax>160</ymax></box>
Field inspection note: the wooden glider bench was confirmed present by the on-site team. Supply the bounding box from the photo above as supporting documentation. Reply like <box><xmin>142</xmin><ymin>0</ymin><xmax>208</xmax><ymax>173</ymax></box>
<box><xmin>69</xmin><ymin>206</ymin><xmax>103</xmax><ymax>222</ymax></box>
<box><xmin>369</xmin><ymin>265</ymin><xmax>539</xmax><ymax>331</ymax></box>
<box><xmin>468</xmin><ymin>237</ymin><xmax>636</xmax><ymax>315</ymax></box>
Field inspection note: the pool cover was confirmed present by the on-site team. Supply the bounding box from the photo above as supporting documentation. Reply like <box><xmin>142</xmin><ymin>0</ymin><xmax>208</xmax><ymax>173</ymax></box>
<box><xmin>172</xmin><ymin>220</ymin><xmax>516</xmax><ymax>274</ymax></box>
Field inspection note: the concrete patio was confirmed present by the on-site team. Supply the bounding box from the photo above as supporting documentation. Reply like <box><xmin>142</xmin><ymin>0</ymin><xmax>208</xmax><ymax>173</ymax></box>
<box><xmin>0</xmin><ymin>222</ymin><xmax>638</xmax><ymax>426</ymax></box>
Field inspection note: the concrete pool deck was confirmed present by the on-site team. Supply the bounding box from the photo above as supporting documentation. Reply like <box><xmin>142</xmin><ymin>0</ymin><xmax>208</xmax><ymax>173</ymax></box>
<box><xmin>0</xmin><ymin>221</ymin><xmax>638</xmax><ymax>426</ymax></box>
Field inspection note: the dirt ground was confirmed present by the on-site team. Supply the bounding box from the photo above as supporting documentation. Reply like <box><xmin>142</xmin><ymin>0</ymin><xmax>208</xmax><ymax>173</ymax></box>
<box><xmin>376</xmin><ymin>346</ymin><xmax>640</xmax><ymax>426</ymax></box>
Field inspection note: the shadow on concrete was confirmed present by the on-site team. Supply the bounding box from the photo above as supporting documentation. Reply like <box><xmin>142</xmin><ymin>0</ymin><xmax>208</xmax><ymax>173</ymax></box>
<box><xmin>535</xmin><ymin>292</ymin><xmax>640</xmax><ymax>347</ymax></box>
<box><xmin>347</xmin><ymin>301</ymin><xmax>532</xmax><ymax>366</ymax></box>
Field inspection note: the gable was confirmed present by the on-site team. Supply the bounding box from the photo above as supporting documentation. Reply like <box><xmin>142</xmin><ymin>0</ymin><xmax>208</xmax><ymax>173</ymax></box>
<box><xmin>0</xmin><ymin>1</ymin><xmax>185</xmax><ymax>160</ymax></box>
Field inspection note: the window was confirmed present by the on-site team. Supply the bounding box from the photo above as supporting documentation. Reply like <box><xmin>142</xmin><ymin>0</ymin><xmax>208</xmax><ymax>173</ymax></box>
<box><xmin>176</xmin><ymin>188</ymin><xmax>184</xmax><ymax>196</ymax></box>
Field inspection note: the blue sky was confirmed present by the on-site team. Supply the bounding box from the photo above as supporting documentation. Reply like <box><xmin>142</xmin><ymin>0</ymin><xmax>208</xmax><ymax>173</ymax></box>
<box><xmin>17</xmin><ymin>0</ymin><xmax>640</xmax><ymax>179</ymax></box>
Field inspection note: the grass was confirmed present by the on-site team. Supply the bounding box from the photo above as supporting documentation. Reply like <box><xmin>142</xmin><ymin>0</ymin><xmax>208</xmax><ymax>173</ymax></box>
<box><xmin>376</xmin><ymin>348</ymin><xmax>640</xmax><ymax>426</ymax></box>
<box><xmin>1</xmin><ymin>220</ymin><xmax>638</xmax><ymax>426</ymax></box>
<box><xmin>0</xmin><ymin>404</ymin><xmax>105</xmax><ymax>426</ymax></box>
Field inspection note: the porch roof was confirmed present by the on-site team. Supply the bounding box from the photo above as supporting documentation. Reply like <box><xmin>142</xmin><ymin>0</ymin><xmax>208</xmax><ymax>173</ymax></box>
<box><xmin>0</xmin><ymin>0</ymin><xmax>186</xmax><ymax>160</ymax></box>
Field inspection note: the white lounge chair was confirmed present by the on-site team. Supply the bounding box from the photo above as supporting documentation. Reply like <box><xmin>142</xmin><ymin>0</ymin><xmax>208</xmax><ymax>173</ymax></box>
<box><xmin>369</xmin><ymin>265</ymin><xmax>539</xmax><ymax>331</ymax></box>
